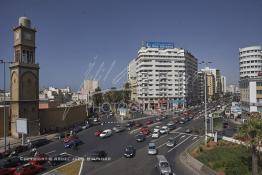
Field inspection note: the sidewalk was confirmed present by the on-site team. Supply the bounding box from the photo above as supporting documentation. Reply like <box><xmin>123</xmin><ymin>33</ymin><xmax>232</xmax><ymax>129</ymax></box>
<box><xmin>0</xmin><ymin>133</ymin><xmax>58</xmax><ymax>152</ymax></box>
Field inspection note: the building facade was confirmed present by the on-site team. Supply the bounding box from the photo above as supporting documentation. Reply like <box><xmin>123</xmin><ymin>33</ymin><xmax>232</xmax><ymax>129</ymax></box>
<box><xmin>131</xmin><ymin>41</ymin><xmax>198</xmax><ymax>110</ymax></box>
<box><xmin>239</xmin><ymin>46</ymin><xmax>262</xmax><ymax>112</ymax></box>
<box><xmin>239</xmin><ymin>46</ymin><xmax>262</xmax><ymax>79</ymax></box>
<box><xmin>10</xmin><ymin>17</ymin><xmax>40</xmax><ymax>137</ymax></box>
<box><xmin>128</xmin><ymin>59</ymin><xmax>138</xmax><ymax>101</ymax></box>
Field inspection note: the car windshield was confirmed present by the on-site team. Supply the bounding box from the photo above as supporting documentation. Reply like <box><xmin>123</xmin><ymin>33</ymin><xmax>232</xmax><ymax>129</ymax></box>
<box><xmin>168</xmin><ymin>138</ymin><xmax>174</xmax><ymax>142</ymax></box>
<box><xmin>126</xmin><ymin>146</ymin><xmax>133</xmax><ymax>151</ymax></box>
<box><xmin>160</xmin><ymin>162</ymin><xmax>169</xmax><ymax>167</ymax></box>
<box><xmin>149</xmin><ymin>145</ymin><xmax>155</xmax><ymax>149</ymax></box>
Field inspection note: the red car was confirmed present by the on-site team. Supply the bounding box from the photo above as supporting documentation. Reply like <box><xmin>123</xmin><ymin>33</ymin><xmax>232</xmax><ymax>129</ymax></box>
<box><xmin>14</xmin><ymin>163</ymin><xmax>44</xmax><ymax>175</ymax></box>
<box><xmin>63</xmin><ymin>135</ymin><xmax>78</xmax><ymax>143</ymax></box>
<box><xmin>145</xmin><ymin>120</ymin><xmax>153</xmax><ymax>125</ymax></box>
<box><xmin>95</xmin><ymin>130</ymin><xmax>103</xmax><ymax>136</ymax></box>
<box><xmin>0</xmin><ymin>167</ymin><xmax>16</xmax><ymax>175</ymax></box>
<box><xmin>140</xmin><ymin>127</ymin><xmax>150</xmax><ymax>135</ymax></box>
<box><xmin>29</xmin><ymin>153</ymin><xmax>49</xmax><ymax>165</ymax></box>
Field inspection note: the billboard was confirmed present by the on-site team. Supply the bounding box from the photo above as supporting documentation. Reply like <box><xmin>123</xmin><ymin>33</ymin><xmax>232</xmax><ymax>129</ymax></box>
<box><xmin>16</xmin><ymin>118</ymin><xmax>28</xmax><ymax>134</ymax></box>
<box><xmin>144</xmin><ymin>41</ymin><xmax>174</xmax><ymax>49</ymax></box>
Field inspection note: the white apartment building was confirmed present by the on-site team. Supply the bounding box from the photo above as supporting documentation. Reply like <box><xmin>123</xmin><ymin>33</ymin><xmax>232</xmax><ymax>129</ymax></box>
<box><xmin>128</xmin><ymin>59</ymin><xmax>138</xmax><ymax>101</ymax></box>
<box><xmin>239</xmin><ymin>46</ymin><xmax>262</xmax><ymax>79</ymax></box>
<box><xmin>131</xmin><ymin>41</ymin><xmax>198</xmax><ymax>110</ymax></box>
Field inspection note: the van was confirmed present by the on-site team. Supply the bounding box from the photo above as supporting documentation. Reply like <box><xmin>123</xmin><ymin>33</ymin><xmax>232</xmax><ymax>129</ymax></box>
<box><xmin>155</xmin><ymin>155</ymin><xmax>173</xmax><ymax>175</ymax></box>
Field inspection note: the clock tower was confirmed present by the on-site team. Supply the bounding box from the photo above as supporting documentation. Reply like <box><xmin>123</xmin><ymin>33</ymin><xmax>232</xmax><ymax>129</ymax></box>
<box><xmin>10</xmin><ymin>17</ymin><xmax>40</xmax><ymax>137</ymax></box>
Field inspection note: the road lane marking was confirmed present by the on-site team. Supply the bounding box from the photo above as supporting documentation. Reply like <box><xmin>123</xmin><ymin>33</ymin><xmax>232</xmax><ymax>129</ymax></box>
<box><xmin>167</xmin><ymin>136</ymin><xmax>191</xmax><ymax>153</ymax></box>
<box><xmin>45</xmin><ymin>150</ymin><xmax>56</xmax><ymax>155</ymax></box>
<box><xmin>180</xmin><ymin>135</ymin><xmax>185</xmax><ymax>139</ymax></box>
<box><xmin>192</xmin><ymin>137</ymin><xmax>197</xmax><ymax>140</ymax></box>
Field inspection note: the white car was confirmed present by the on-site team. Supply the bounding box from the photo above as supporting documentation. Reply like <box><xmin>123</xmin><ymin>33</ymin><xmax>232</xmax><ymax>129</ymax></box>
<box><xmin>153</xmin><ymin>126</ymin><xmax>161</xmax><ymax>133</ymax></box>
<box><xmin>99</xmin><ymin>129</ymin><xmax>112</xmax><ymax>138</ymax></box>
<box><xmin>152</xmin><ymin>131</ymin><xmax>160</xmax><ymax>138</ymax></box>
<box><xmin>159</xmin><ymin>126</ymin><xmax>169</xmax><ymax>134</ymax></box>
<box><xmin>148</xmin><ymin>142</ymin><xmax>157</xmax><ymax>155</ymax></box>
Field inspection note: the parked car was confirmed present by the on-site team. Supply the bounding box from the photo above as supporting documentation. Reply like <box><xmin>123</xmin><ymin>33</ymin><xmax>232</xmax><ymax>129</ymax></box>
<box><xmin>48</xmin><ymin>153</ymin><xmax>70</xmax><ymax>166</ymax></box>
<box><xmin>166</xmin><ymin>137</ymin><xmax>176</xmax><ymax>147</ymax></box>
<box><xmin>0</xmin><ymin>156</ymin><xmax>25</xmax><ymax>169</ymax></box>
<box><xmin>72</xmin><ymin>126</ymin><xmax>82</xmax><ymax>133</ymax></box>
<box><xmin>64</xmin><ymin>139</ymin><xmax>82</xmax><ymax>148</ymax></box>
<box><xmin>0</xmin><ymin>167</ymin><xmax>16</xmax><ymax>175</ymax></box>
<box><xmin>156</xmin><ymin>155</ymin><xmax>172</xmax><ymax>175</ymax></box>
<box><xmin>140</xmin><ymin>127</ymin><xmax>150</xmax><ymax>135</ymax></box>
<box><xmin>90</xmin><ymin>151</ymin><xmax>107</xmax><ymax>161</ymax></box>
<box><xmin>135</xmin><ymin>122</ymin><xmax>142</xmax><ymax>127</ymax></box>
<box><xmin>153</xmin><ymin>126</ymin><xmax>161</xmax><ymax>133</ymax></box>
<box><xmin>167</xmin><ymin>122</ymin><xmax>176</xmax><ymax>130</ymax></box>
<box><xmin>124</xmin><ymin>145</ymin><xmax>136</xmax><ymax>158</ymax></box>
<box><xmin>135</xmin><ymin>134</ymin><xmax>145</xmax><ymax>142</ymax></box>
<box><xmin>29</xmin><ymin>153</ymin><xmax>49</xmax><ymax>165</ymax></box>
<box><xmin>14</xmin><ymin>163</ymin><xmax>44</xmax><ymax>175</ymax></box>
<box><xmin>99</xmin><ymin>129</ymin><xmax>113</xmax><ymax>138</ymax></box>
<box><xmin>155</xmin><ymin>117</ymin><xmax>162</xmax><ymax>122</ymax></box>
<box><xmin>148</xmin><ymin>142</ymin><xmax>157</xmax><ymax>155</ymax></box>
<box><xmin>159</xmin><ymin>126</ymin><xmax>169</xmax><ymax>134</ymax></box>
<box><xmin>95</xmin><ymin>130</ymin><xmax>103</xmax><ymax>137</ymax></box>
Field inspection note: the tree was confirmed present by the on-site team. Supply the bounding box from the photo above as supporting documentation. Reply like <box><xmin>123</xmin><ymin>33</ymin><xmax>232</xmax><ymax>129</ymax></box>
<box><xmin>238</xmin><ymin>116</ymin><xmax>262</xmax><ymax>175</ymax></box>
<box><xmin>123</xmin><ymin>82</ymin><xmax>131</xmax><ymax>105</ymax></box>
<box><xmin>92</xmin><ymin>87</ymin><xmax>103</xmax><ymax>107</ymax></box>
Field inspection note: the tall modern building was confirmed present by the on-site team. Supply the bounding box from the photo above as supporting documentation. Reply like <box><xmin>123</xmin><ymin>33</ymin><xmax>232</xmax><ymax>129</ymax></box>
<box><xmin>239</xmin><ymin>46</ymin><xmax>262</xmax><ymax>79</ymax></box>
<box><xmin>197</xmin><ymin>71</ymin><xmax>215</xmax><ymax>103</ymax></box>
<box><xmin>128</xmin><ymin>59</ymin><xmax>138</xmax><ymax>101</ymax></box>
<box><xmin>129</xmin><ymin>41</ymin><xmax>198</xmax><ymax>110</ymax></box>
<box><xmin>221</xmin><ymin>76</ymin><xmax>227</xmax><ymax>94</ymax></box>
<box><xmin>239</xmin><ymin>46</ymin><xmax>262</xmax><ymax>112</ymax></box>
<box><xmin>201</xmin><ymin>67</ymin><xmax>222</xmax><ymax>95</ymax></box>
<box><xmin>10</xmin><ymin>17</ymin><xmax>40</xmax><ymax>137</ymax></box>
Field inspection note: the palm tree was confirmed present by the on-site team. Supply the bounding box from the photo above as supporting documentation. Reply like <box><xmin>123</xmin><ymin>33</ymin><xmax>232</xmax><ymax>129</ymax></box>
<box><xmin>238</xmin><ymin>116</ymin><xmax>262</xmax><ymax>175</ymax></box>
<box><xmin>92</xmin><ymin>87</ymin><xmax>103</xmax><ymax>107</ymax></box>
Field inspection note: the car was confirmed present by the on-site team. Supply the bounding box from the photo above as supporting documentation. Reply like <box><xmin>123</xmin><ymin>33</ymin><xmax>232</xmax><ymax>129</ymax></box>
<box><xmin>152</xmin><ymin>131</ymin><xmax>160</xmax><ymax>138</ymax></box>
<box><xmin>148</xmin><ymin>142</ymin><xmax>157</xmax><ymax>155</ymax></box>
<box><xmin>81</xmin><ymin>123</ymin><xmax>91</xmax><ymax>130</ymax></box>
<box><xmin>153</xmin><ymin>126</ymin><xmax>161</xmax><ymax>133</ymax></box>
<box><xmin>95</xmin><ymin>130</ymin><xmax>103</xmax><ymax>136</ymax></box>
<box><xmin>166</xmin><ymin>137</ymin><xmax>176</xmax><ymax>147</ymax></box>
<box><xmin>135</xmin><ymin>133</ymin><xmax>145</xmax><ymax>142</ymax></box>
<box><xmin>0</xmin><ymin>167</ymin><xmax>16</xmax><ymax>175</ymax></box>
<box><xmin>48</xmin><ymin>153</ymin><xmax>70</xmax><ymax>166</ymax></box>
<box><xmin>112</xmin><ymin>125</ymin><xmax>125</xmax><ymax>133</ymax></box>
<box><xmin>29</xmin><ymin>139</ymin><xmax>49</xmax><ymax>148</ymax></box>
<box><xmin>90</xmin><ymin>151</ymin><xmax>107</xmax><ymax>161</ymax></box>
<box><xmin>72</xmin><ymin>126</ymin><xmax>82</xmax><ymax>133</ymax></box>
<box><xmin>126</xmin><ymin>121</ymin><xmax>135</xmax><ymax>127</ymax></box>
<box><xmin>63</xmin><ymin>135</ymin><xmax>79</xmax><ymax>143</ymax></box>
<box><xmin>54</xmin><ymin>132</ymin><xmax>68</xmax><ymax>140</ymax></box>
<box><xmin>140</xmin><ymin>127</ymin><xmax>150</xmax><ymax>135</ymax></box>
<box><xmin>161</xmin><ymin>116</ymin><xmax>167</xmax><ymax>120</ymax></box>
<box><xmin>185</xmin><ymin>128</ymin><xmax>192</xmax><ymax>133</ymax></box>
<box><xmin>155</xmin><ymin>117</ymin><xmax>162</xmax><ymax>122</ymax></box>
<box><xmin>167</xmin><ymin>122</ymin><xmax>176</xmax><ymax>130</ymax></box>
<box><xmin>146</xmin><ymin>119</ymin><xmax>153</xmax><ymax>125</ymax></box>
<box><xmin>156</xmin><ymin>155</ymin><xmax>173</xmax><ymax>175</ymax></box>
<box><xmin>159</xmin><ymin>126</ymin><xmax>169</xmax><ymax>134</ymax></box>
<box><xmin>14</xmin><ymin>163</ymin><xmax>44</xmax><ymax>175</ymax></box>
<box><xmin>179</xmin><ymin>119</ymin><xmax>185</xmax><ymax>124</ymax></box>
<box><xmin>124</xmin><ymin>145</ymin><xmax>136</xmax><ymax>158</ymax></box>
<box><xmin>29</xmin><ymin>153</ymin><xmax>49</xmax><ymax>165</ymax></box>
<box><xmin>0</xmin><ymin>156</ymin><xmax>25</xmax><ymax>169</ymax></box>
<box><xmin>99</xmin><ymin>129</ymin><xmax>113</xmax><ymax>138</ymax></box>
<box><xmin>173</xmin><ymin>119</ymin><xmax>179</xmax><ymax>124</ymax></box>
<box><xmin>64</xmin><ymin>139</ymin><xmax>82</xmax><ymax>148</ymax></box>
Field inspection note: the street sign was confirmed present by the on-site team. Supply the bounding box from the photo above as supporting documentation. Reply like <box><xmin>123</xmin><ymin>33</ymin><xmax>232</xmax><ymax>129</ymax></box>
<box><xmin>16</xmin><ymin>118</ymin><xmax>28</xmax><ymax>134</ymax></box>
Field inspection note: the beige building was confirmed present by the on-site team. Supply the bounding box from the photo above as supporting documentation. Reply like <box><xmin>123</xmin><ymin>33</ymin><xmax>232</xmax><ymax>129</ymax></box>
<box><xmin>206</xmin><ymin>73</ymin><xmax>215</xmax><ymax>101</ymax></box>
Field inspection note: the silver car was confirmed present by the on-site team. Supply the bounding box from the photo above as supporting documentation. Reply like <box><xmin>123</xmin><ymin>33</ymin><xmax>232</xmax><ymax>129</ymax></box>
<box><xmin>148</xmin><ymin>142</ymin><xmax>158</xmax><ymax>155</ymax></box>
<box><xmin>156</xmin><ymin>155</ymin><xmax>173</xmax><ymax>175</ymax></box>
<box><xmin>166</xmin><ymin>137</ymin><xmax>176</xmax><ymax>147</ymax></box>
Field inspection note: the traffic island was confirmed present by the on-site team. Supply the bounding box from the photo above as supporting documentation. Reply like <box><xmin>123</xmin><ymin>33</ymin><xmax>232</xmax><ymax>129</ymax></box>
<box><xmin>44</xmin><ymin>160</ymin><xmax>83</xmax><ymax>175</ymax></box>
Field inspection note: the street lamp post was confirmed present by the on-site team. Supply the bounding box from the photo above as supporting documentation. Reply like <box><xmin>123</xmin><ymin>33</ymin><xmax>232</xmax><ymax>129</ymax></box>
<box><xmin>200</xmin><ymin>61</ymin><xmax>212</xmax><ymax>145</ymax></box>
<box><xmin>0</xmin><ymin>59</ymin><xmax>13</xmax><ymax>152</ymax></box>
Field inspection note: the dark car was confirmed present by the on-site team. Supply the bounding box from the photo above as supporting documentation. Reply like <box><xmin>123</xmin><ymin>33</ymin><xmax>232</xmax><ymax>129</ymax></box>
<box><xmin>48</xmin><ymin>153</ymin><xmax>70</xmax><ymax>166</ymax></box>
<box><xmin>135</xmin><ymin>134</ymin><xmax>145</xmax><ymax>142</ymax></box>
<box><xmin>90</xmin><ymin>151</ymin><xmax>107</xmax><ymax>161</ymax></box>
<box><xmin>11</xmin><ymin>145</ymin><xmax>28</xmax><ymax>154</ymax></box>
<box><xmin>124</xmin><ymin>145</ymin><xmax>136</xmax><ymax>158</ymax></box>
<box><xmin>64</xmin><ymin>139</ymin><xmax>82</xmax><ymax>148</ymax></box>
<box><xmin>167</xmin><ymin>123</ymin><xmax>176</xmax><ymax>130</ymax></box>
<box><xmin>126</xmin><ymin>121</ymin><xmax>135</xmax><ymax>127</ymax></box>
<box><xmin>0</xmin><ymin>156</ymin><xmax>24</xmax><ymax>169</ymax></box>
<box><xmin>72</xmin><ymin>126</ymin><xmax>82</xmax><ymax>133</ymax></box>
<box><xmin>29</xmin><ymin>139</ymin><xmax>49</xmax><ymax>148</ymax></box>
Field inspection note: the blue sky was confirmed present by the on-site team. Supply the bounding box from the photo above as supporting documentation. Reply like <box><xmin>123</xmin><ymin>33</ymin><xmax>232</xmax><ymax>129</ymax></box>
<box><xmin>0</xmin><ymin>0</ymin><xmax>262</xmax><ymax>91</ymax></box>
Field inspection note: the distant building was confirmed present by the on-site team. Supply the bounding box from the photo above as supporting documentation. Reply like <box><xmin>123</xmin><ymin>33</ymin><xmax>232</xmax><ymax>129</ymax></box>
<box><xmin>221</xmin><ymin>76</ymin><xmax>227</xmax><ymax>94</ymax></box>
<box><xmin>201</xmin><ymin>67</ymin><xmax>222</xmax><ymax>95</ymax></box>
<box><xmin>227</xmin><ymin>84</ymin><xmax>239</xmax><ymax>93</ymax></box>
<box><xmin>197</xmin><ymin>71</ymin><xmax>215</xmax><ymax>103</ymax></box>
<box><xmin>239</xmin><ymin>46</ymin><xmax>262</xmax><ymax>113</ymax></box>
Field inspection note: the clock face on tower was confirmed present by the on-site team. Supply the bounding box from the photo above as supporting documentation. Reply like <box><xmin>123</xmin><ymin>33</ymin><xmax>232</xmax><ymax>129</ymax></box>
<box><xmin>24</xmin><ymin>32</ymin><xmax>32</xmax><ymax>40</ymax></box>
